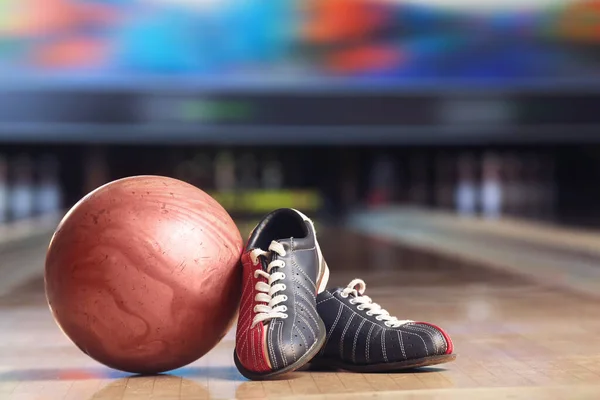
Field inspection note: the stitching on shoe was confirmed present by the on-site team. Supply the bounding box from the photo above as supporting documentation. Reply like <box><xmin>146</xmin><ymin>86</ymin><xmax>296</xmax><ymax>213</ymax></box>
<box><xmin>291</xmin><ymin>246</ymin><xmax>316</xmax><ymax>251</ymax></box>
<box><xmin>280</xmin><ymin>320</ymin><xmax>292</xmax><ymax>365</ymax></box>
<box><xmin>297</xmin><ymin>312</ymin><xmax>317</xmax><ymax>340</ymax></box>
<box><xmin>251</xmin><ymin>329</ymin><xmax>256</xmax><ymax>369</ymax></box>
<box><xmin>381</xmin><ymin>329</ymin><xmax>388</xmax><ymax>363</ymax></box>
<box><xmin>317</xmin><ymin>296</ymin><xmax>334</xmax><ymax>305</ymax></box>
<box><xmin>403</xmin><ymin>324</ymin><xmax>436</xmax><ymax>354</ymax></box>
<box><xmin>401</xmin><ymin>328</ymin><xmax>429</xmax><ymax>357</ymax></box>
<box><xmin>320</xmin><ymin>303</ymin><xmax>343</xmax><ymax>356</ymax></box>
<box><xmin>294</xmin><ymin>294</ymin><xmax>319</xmax><ymax>329</ymax></box>
<box><xmin>412</xmin><ymin>324</ymin><xmax>448</xmax><ymax>354</ymax></box>
<box><xmin>293</xmin><ymin>283</ymin><xmax>317</xmax><ymax>307</ymax></box>
<box><xmin>269</xmin><ymin>322</ymin><xmax>278</xmax><ymax>369</ymax></box>
<box><xmin>292</xmin><ymin>266</ymin><xmax>317</xmax><ymax>298</ymax></box>
<box><xmin>352</xmin><ymin>319</ymin><xmax>366</xmax><ymax>364</ymax></box>
<box><xmin>296</xmin><ymin>263</ymin><xmax>316</xmax><ymax>289</ymax></box>
<box><xmin>333</xmin><ymin>297</ymin><xmax>380</xmax><ymax>326</ymax></box>
<box><xmin>296</xmin><ymin>325</ymin><xmax>308</xmax><ymax>352</ymax></box>
<box><xmin>290</xmin><ymin>238</ymin><xmax>297</xmax><ymax>349</ymax></box>
<box><xmin>238</xmin><ymin>274</ymin><xmax>254</xmax><ymax>334</ymax></box>
<box><xmin>340</xmin><ymin>314</ymin><xmax>355</xmax><ymax>360</ymax></box>
<box><xmin>366</xmin><ymin>323</ymin><xmax>376</xmax><ymax>363</ymax></box>
<box><xmin>398</xmin><ymin>330</ymin><xmax>406</xmax><ymax>359</ymax></box>
<box><xmin>406</xmin><ymin>324</ymin><xmax>436</xmax><ymax>345</ymax></box>
<box><xmin>239</xmin><ymin>329</ymin><xmax>249</xmax><ymax>358</ymax></box>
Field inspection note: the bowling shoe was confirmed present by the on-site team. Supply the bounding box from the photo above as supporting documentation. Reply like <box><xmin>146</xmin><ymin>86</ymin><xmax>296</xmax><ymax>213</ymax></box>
<box><xmin>234</xmin><ymin>208</ymin><xmax>330</xmax><ymax>380</ymax></box>
<box><xmin>310</xmin><ymin>279</ymin><xmax>455</xmax><ymax>372</ymax></box>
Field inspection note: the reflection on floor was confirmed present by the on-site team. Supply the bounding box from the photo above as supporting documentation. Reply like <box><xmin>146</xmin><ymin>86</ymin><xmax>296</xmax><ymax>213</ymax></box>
<box><xmin>1</xmin><ymin>227</ymin><xmax>600</xmax><ymax>399</ymax></box>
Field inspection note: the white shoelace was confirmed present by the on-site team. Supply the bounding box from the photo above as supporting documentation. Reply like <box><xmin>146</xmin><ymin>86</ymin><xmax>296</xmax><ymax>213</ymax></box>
<box><xmin>341</xmin><ymin>279</ymin><xmax>412</xmax><ymax>328</ymax></box>
<box><xmin>250</xmin><ymin>241</ymin><xmax>288</xmax><ymax>328</ymax></box>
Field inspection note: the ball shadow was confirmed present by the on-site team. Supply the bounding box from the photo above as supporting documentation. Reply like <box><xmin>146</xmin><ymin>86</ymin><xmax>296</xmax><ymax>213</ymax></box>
<box><xmin>169</xmin><ymin>365</ymin><xmax>243</xmax><ymax>381</ymax></box>
<box><xmin>0</xmin><ymin>365</ymin><xmax>242</xmax><ymax>382</ymax></box>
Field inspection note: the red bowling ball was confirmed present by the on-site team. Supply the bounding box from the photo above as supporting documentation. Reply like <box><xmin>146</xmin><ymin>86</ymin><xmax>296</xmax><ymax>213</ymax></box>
<box><xmin>45</xmin><ymin>176</ymin><xmax>243</xmax><ymax>374</ymax></box>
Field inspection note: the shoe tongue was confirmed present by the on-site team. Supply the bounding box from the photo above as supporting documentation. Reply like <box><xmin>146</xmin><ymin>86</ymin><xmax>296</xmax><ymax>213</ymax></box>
<box><xmin>258</xmin><ymin>238</ymin><xmax>292</xmax><ymax>272</ymax></box>
<box><xmin>258</xmin><ymin>256</ymin><xmax>270</xmax><ymax>272</ymax></box>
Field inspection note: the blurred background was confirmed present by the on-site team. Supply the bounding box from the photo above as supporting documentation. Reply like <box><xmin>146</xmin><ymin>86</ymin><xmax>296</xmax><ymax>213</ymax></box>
<box><xmin>1</xmin><ymin>0</ymin><xmax>600</xmax><ymax>228</ymax></box>
<box><xmin>4</xmin><ymin>2</ymin><xmax>600</xmax><ymax>397</ymax></box>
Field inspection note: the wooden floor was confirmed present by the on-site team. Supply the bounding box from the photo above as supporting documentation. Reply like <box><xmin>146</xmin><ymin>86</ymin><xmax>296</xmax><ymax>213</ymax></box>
<box><xmin>2</xmin><ymin>224</ymin><xmax>600</xmax><ymax>399</ymax></box>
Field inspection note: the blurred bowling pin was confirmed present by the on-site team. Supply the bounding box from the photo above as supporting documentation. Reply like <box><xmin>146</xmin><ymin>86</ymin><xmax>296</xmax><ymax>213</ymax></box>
<box><xmin>0</xmin><ymin>155</ymin><xmax>7</xmax><ymax>223</ymax></box>
<box><xmin>35</xmin><ymin>154</ymin><xmax>62</xmax><ymax>215</ymax></box>
<box><xmin>9</xmin><ymin>154</ymin><xmax>35</xmax><ymax>220</ymax></box>
<box><xmin>214</xmin><ymin>150</ymin><xmax>236</xmax><ymax>192</ymax></box>
<box><xmin>408</xmin><ymin>154</ymin><xmax>428</xmax><ymax>206</ymax></box>
<box><xmin>238</xmin><ymin>152</ymin><xmax>259</xmax><ymax>189</ymax></box>
<box><xmin>174</xmin><ymin>158</ymin><xmax>194</xmax><ymax>183</ymax></box>
<box><xmin>540</xmin><ymin>154</ymin><xmax>557</xmax><ymax>220</ymax></box>
<box><xmin>523</xmin><ymin>154</ymin><xmax>542</xmax><ymax>219</ymax></box>
<box><xmin>481</xmin><ymin>152</ymin><xmax>502</xmax><ymax>220</ymax></box>
<box><xmin>367</xmin><ymin>154</ymin><xmax>395</xmax><ymax>207</ymax></box>
<box><xmin>188</xmin><ymin>153</ymin><xmax>213</xmax><ymax>189</ymax></box>
<box><xmin>454</xmin><ymin>153</ymin><xmax>477</xmax><ymax>217</ymax></box>
<box><xmin>84</xmin><ymin>147</ymin><xmax>109</xmax><ymax>194</ymax></box>
<box><xmin>261</xmin><ymin>156</ymin><xmax>284</xmax><ymax>189</ymax></box>
<box><xmin>513</xmin><ymin>155</ymin><xmax>527</xmax><ymax>217</ymax></box>
<box><xmin>340</xmin><ymin>150</ymin><xmax>360</xmax><ymax>212</ymax></box>
<box><xmin>180</xmin><ymin>153</ymin><xmax>218</xmax><ymax>190</ymax></box>
<box><xmin>502</xmin><ymin>153</ymin><xmax>520</xmax><ymax>216</ymax></box>
<box><xmin>435</xmin><ymin>154</ymin><xmax>455</xmax><ymax>210</ymax></box>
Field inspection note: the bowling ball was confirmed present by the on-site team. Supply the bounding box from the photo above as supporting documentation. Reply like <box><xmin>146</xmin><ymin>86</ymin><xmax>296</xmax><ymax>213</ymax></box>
<box><xmin>44</xmin><ymin>176</ymin><xmax>243</xmax><ymax>374</ymax></box>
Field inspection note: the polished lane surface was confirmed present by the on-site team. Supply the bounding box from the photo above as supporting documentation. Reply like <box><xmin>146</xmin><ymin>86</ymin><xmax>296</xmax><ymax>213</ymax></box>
<box><xmin>1</xmin><ymin>227</ymin><xmax>600</xmax><ymax>399</ymax></box>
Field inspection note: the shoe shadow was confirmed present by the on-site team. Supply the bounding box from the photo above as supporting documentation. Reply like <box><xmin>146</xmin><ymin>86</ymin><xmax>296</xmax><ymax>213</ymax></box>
<box><xmin>387</xmin><ymin>366</ymin><xmax>449</xmax><ymax>374</ymax></box>
<box><xmin>306</xmin><ymin>364</ymin><xmax>450</xmax><ymax>374</ymax></box>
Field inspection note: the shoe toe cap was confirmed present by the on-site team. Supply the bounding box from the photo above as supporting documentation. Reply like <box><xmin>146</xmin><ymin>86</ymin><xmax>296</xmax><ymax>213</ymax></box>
<box><xmin>411</xmin><ymin>322</ymin><xmax>454</xmax><ymax>356</ymax></box>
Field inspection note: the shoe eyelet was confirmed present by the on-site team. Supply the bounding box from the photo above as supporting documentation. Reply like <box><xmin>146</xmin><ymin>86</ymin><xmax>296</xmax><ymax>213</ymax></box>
<box><xmin>349</xmin><ymin>299</ymin><xmax>356</xmax><ymax>305</ymax></box>
<box><xmin>282</xmin><ymin>314</ymin><xmax>289</xmax><ymax>319</ymax></box>
<box><xmin>281</xmin><ymin>273</ymin><xmax>286</xmax><ymax>279</ymax></box>
<box><xmin>253</xmin><ymin>306</ymin><xmax>259</xmax><ymax>312</ymax></box>
<box><xmin>384</xmin><ymin>322</ymin><xmax>391</xmax><ymax>327</ymax></box>
<box><xmin>375</xmin><ymin>316</ymin><xmax>383</xmax><ymax>321</ymax></box>
<box><xmin>357</xmin><ymin>305</ymin><xmax>364</xmax><ymax>311</ymax></box>
<box><xmin>282</xmin><ymin>295</ymin><xmax>288</xmax><ymax>301</ymax></box>
<box><xmin>281</xmin><ymin>284</ymin><xmax>287</xmax><ymax>291</ymax></box>
<box><xmin>281</xmin><ymin>306</ymin><xmax>288</xmax><ymax>312</ymax></box>
<box><xmin>340</xmin><ymin>292</ymin><xmax>348</xmax><ymax>298</ymax></box>
<box><xmin>366</xmin><ymin>311</ymin><xmax>373</xmax><ymax>316</ymax></box>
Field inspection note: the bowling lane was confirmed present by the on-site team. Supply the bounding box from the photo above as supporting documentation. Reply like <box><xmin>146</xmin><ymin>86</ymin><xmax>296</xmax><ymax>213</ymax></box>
<box><xmin>2</xmin><ymin>224</ymin><xmax>600</xmax><ymax>399</ymax></box>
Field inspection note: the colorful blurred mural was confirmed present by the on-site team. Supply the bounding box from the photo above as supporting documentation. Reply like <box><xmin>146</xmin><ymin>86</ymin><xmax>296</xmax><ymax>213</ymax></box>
<box><xmin>0</xmin><ymin>0</ymin><xmax>598</xmax><ymax>81</ymax></box>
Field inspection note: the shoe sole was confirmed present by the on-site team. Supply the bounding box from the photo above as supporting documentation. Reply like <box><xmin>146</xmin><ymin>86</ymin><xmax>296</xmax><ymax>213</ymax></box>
<box><xmin>309</xmin><ymin>354</ymin><xmax>457</xmax><ymax>373</ymax></box>
<box><xmin>234</xmin><ymin>318</ymin><xmax>328</xmax><ymax>380</ymax></box>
